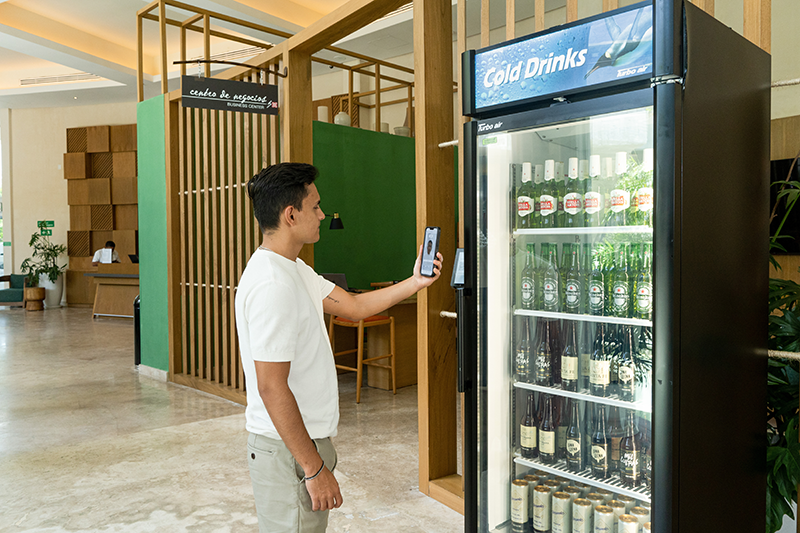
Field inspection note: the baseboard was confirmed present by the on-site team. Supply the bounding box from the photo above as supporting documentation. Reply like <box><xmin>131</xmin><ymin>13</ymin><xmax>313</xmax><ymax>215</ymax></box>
<box><xmin>136</xmin><ymin>365</ymin><xmax>168</xmax><ymax>382</ymax></box>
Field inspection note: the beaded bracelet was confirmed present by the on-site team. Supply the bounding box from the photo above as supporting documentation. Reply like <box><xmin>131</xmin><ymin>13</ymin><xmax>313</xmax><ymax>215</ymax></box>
<box><xmin>304</xmin><ymin>462</ymin><xmax>325</xmax><ymax>481</ymax></box>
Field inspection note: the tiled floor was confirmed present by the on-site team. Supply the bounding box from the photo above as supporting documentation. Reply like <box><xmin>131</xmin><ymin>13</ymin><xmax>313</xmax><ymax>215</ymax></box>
<box><xmin>0</xmin><ymin>307</ymin><xmax>463</xmax><ymax>533</ymax></box>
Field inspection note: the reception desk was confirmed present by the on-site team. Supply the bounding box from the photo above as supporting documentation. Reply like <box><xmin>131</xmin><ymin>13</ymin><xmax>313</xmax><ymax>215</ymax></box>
<box><xmin>366</xmin><ymin>295</ymin><xmax>417</xmax><ymax>390</ymax></box>
<box><xmin>85</xmin><ymin>264</ymin><xmax>139</xmax><ymax>318</ymax></box>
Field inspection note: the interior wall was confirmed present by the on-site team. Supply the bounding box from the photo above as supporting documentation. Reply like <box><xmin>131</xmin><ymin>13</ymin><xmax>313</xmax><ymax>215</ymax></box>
<box><xmin>5</xmin><ymin>101</ymin><xmax>136</xmax><ymax>276</ymax></box>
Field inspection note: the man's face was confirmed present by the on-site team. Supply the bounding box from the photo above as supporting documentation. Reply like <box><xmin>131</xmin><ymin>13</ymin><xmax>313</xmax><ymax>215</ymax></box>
<box><xmin>294</xmin><ymin>183</ymin><xmax>325</xmax><ymax>243</ymax></box>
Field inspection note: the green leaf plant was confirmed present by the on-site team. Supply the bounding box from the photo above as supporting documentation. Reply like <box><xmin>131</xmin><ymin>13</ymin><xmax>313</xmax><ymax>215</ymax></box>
<box><xmin>767</xmin><ymin>149</ymin><xmax>800</xmax><ymax>533</ymax></box>
<box><xmin>19</xmin><ymin>233</ymin><xmax>67</xmax><ymax>288</ymax></box>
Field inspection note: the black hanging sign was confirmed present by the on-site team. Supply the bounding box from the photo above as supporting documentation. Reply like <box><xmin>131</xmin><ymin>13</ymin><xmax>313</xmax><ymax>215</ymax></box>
<box><xmin>181</xmin><ymin>76</ymin><xmax>279</xmax><ymax>115</ymax></box>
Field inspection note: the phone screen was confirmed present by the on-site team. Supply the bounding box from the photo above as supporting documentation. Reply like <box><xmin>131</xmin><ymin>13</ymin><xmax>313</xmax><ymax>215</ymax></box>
<box><xmin>420</xmin><ymin>226</ymin><xmax>441</xmax><ymax>277</ymax></box>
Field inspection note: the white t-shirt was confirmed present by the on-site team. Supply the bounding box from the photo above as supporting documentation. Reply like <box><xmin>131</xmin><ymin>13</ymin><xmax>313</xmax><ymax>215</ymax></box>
<box><xmin>235</xmin><ymin>249</ymin><xmax>338</xmax><ymax>440</ymax></box>
<box><xmin>92</xmin><ymin>249</ymin><xmax>120</xmax><ymax>263</ymax></box>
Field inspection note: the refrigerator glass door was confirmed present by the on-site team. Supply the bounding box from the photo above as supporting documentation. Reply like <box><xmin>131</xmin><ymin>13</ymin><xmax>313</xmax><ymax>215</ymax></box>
<box><xmin>476</xmin><ymin>104</ymin><xmax>654</xmax><ymax>532</ymax></box>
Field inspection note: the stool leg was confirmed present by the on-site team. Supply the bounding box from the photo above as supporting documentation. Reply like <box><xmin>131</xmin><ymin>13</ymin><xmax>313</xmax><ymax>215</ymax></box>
<box><xmin>390</xmin><ymin>316</ymin><xmax>396</xmax><ymax>395</ymax></box>
<box><xmin>356</xmin><ymin>320</ymin><xmax>365</xmax><ymax>404</ymax></box>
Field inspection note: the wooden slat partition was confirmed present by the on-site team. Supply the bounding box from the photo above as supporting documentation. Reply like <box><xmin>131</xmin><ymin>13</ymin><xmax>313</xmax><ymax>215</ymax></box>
<box><xmin>170</xmin><ymin>95</ymin><xmax>277</xmax><ymax>402</ymax></box>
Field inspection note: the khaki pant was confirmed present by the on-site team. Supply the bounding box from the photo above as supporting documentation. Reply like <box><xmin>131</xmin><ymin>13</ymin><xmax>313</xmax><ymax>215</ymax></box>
<box><xmin>247</xmin><ymin>433</ymin><xmax>338</xmax><ymax>533</ymax></box>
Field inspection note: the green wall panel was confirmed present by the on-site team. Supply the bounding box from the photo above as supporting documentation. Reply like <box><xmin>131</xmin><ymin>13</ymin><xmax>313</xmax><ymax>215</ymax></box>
<box><xmin>136</xmin><ymin>95</ymin><xmax>169</xmax><ymax>372</ymax></box>
<box><xmin>313</xmin><ymin>122</ymin><xmax>416</xmax><ymax>289</ymax></box>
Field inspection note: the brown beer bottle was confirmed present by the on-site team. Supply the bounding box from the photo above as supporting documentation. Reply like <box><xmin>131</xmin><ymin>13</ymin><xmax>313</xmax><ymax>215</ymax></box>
<box><xmin>591</xmin><ymin>404</ymin><xmax>610</xmax><ymax>478</ymax></box>
<box><xmin>608</xmin><ymin>406</ymin><xmax>624</xmax><ymax>475</ymax></box>
<box><xmin>539</xmin><ymin>394</ymin><xmax>557</xmax><ymax>464</ymax></box>
<box><xmin>561</xmin><ymin>320</ymin><xmax>579</xmax><ymax>392</ymax></box>
<box><xmin>520</xmin><ymin>392</ymin><xmax>538</xmax><ymax>459</ymax></box>
<box><xmin>565</xmin><ymin>398</ymin><xmax>583</xmax><ymax>472</ymax></box>
<box><xmin>620</xmin><ymin>409</ymin><xmax>642</xmax><ymax>487</ymax></box>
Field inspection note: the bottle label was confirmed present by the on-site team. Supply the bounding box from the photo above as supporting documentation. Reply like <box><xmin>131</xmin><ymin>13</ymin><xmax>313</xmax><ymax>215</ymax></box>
<box><xmin>610</xmin><ymin>189</ymin><xmax>631</xmax><ymax>213</ymax></box>
<box><xmin>557</xmin><ymin>426</ymin><xmax>567</xmax><ymax>451</ymax></box>
<box><xmin>518</xmin><ymin>196</ymin><xmax>534</xmax><ymax>217</ymax></box>
<box><xmin>535</xmin><ymin>351</ymin><xmax>552</xmax><ymax>378</ymax></box>
<box><xmin>543</xmin><ymin>278</ymin><xmax>558</xmax><ymax>309</ymax></box>
<box><xmin>588</xmin><ymin>281</ymin><xmax>604</xmax><ymax>312</ymax></box>
<box><xmin>592</xmin><ymin>444</ymin><xmax>607</xmax><ymax>462</ymax></box>
<box><xmin>564</xmin><ymin>192</ymin><xmax>583</xmax><ymax>214</ymax></box>
<box><xmin>635</xmin><ymin>282</ymin><xmax>653</xmax><ymax>314</ymax></box>
<box><xmin>540</xmin><ymin>195</ymin><xmax>556</xmax><ymax>217</ymax></box>
<box><xmin>540</xmin><ymin>430</ymin><xmax>556</xmax><ymax>454</ymax></box>
<box><xmin>565</xmin><ymin>279</ymin><xmax>581</xmax><ymax>310</ymax></box>
<box><xmin>621</xmin><ymin>450</ymin><xmax>640</xmax><ymax>478</ymax></box>
<box><xmin>583</xmin><ymin>192</ymin><xmax>602</xmax><ymax>214</ymax></box>
<box><xmin>636</xmin><ymin>187</ymin><xmax>654</xmax><ymax>212</ymax></box>
<box><xmin>521</xmin><ymin>425</ymin><xmax>537</xmax><ymax>448</ymax></box>
<box><xmin>562</xmin><ymin>356</ymin><xmax>578</xmax><ymax>380</ymax></box>
<box><xmin>611</xmin><ymin>281</ymin><xmax>629</xmax><ymax>315</ymax></box>
<box><xmin>533</xmin><ymin>491</ymin><xmax>551</xmax><ymax>530</ymax></box>
<box><xmin>516</xmin><ymin>348</ymin><xmax>530</xmax><ymax>376</ymax></box>
<box><xmin>580</xmin><ymin>352</ymin><xmax>591</xmax><ymax>378</ymax></box>
<box><xmin>611</xmin><ymin>437</ymin><xmax>623</xmax><ymax>462</ymax></box>
<box><xmin>521</xmin><ymin>277</ymin><xmax>534</xmax><ymax>306</ymax></box>
<box><xmin>511</xmin><ymin>485</ymin><xmax>528</xmax><ymax>524</ymax></box>
<box><xmin>590</xmin><ymin>360</ymin><xmax>610</xmax><ymax>386</ymax></box>
<box><xmin>567</xmin><ymin>438</ymin><xmax>581</xmax><ymax>455</ymax></box>
<box><xmin>618</xmin><ymin>365</ymin><xmax>634</xmax><ymax>384</ymax></box>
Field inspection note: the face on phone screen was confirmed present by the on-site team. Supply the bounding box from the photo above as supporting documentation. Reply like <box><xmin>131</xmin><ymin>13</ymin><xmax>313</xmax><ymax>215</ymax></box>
<box><xmin>420</xmin><ymin>227</ymin><xmax>440</xmax><ymax>277</ymax></box>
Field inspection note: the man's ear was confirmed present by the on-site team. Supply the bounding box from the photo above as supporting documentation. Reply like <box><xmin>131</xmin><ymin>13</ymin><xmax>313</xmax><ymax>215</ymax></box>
<box><xmin>283</xmin><ymin>205</ymin><xmax>296</xmax><ymax>227</ymax></box>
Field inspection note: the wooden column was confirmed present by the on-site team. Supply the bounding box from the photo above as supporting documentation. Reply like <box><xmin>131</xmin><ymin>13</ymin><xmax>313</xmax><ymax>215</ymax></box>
<box><xmin>481</xmin><ymin>0</ymin><xmax>490</xmax><ymax>47</ymax></box>
<box><xmin>414</xmin><ymin>0</ymin><xmax>460</xmax><ymax>514</ymax></box>
<box><xmin>165</xmin><ymin>95</ymin><xmax>183</xmax><ymax>376</ymax></box>
<box><xmin>506</xmin><ymin>0</ymin><xmax>515</xmax><ymax>40</ymax></box>
<box><xmin>744</xmin><ymin>0</ymin><xmax>771</xmax><ymax>53</ymax></box>
<box><xmin>567</xmin><ymin>0</ymin><xmax>579</xmax><ymax>22</ymax></box>
<box><xmin>535</xmin><ymin>0</ymin><xmax>545</xmax><ymax>32</ymax></box>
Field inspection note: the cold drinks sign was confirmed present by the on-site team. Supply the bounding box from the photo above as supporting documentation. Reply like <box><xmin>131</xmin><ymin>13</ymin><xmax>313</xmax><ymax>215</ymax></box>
<box><xmin>467</xmin><ymin>3</ymin><xmax>652</xmax><ymax>114</ymax></box>
<box><xmin>181</xmin><ymin>76</ymin><xmax>279</xmax><ymax>115</ymax></box>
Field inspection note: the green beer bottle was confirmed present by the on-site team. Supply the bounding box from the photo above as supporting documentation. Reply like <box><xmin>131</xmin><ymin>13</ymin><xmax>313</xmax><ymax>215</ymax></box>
<box><xmin>563</xmin><ymin>245</ymin><xmax>582</xmax><ymax>314</ymax></box>
<box><xmin>516</xmin><ymin>162</ymin><xmax>535</xmax><ymax>229</ymax></box>
<box><xmin>588</xmin><ymin>248</ymin><xmax>605</xmax><ymax>316</ymax></box>
<box><xmin>520</xmin><ymin>244</ymin><xmax>535</xmax><ymax>310</ymax></box>
<box><xmin>540</xmin><ymin>160</ymin><xmax>558</xmax><ymax>228</ymax></box>
<box><xmin>542</xmin><ymin>245</ymin><xmax>560</xmax><ymax>312</ymax></box>
<box><xmin>633</xmin><ymin>243</ymin><xmax>653</xmax><ymax>320</ymax></box>
<box><xmin>564</xmin><ymin>157</ymin><xmax>584</xmax><ymax>227</ymax></box>
<box><xmin>610</xmin><ymin>244</ymin><xmax>631</xmax><ymax>318</ymax></box>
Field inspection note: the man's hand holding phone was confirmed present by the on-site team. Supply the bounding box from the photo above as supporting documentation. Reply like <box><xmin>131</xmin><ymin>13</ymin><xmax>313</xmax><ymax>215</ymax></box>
<box><xmin>413</xmin><ymin>246</ymin><xmax>443</xmax><ymax>289</ymax></box>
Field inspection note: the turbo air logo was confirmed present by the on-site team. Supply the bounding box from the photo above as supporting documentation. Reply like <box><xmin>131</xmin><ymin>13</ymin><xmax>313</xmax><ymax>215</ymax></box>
<box><xmin>483</xmin><ymin>48</ymin><xmax>588</xmax><ymax>89</ymax></box>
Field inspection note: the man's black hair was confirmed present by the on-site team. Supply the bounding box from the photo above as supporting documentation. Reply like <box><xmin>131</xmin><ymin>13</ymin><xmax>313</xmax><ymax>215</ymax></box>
<box><xmin>105</xmin><ymin>241</ymin><xmax>116</xmax><ymax>248</ymax></box>
<box><xmin>247</xmin><ymin>163</ymin><xmax>318</xmax><ymax>233</ymax></box>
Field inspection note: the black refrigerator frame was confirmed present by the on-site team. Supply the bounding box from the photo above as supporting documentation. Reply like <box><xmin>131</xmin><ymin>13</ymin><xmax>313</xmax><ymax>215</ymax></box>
<box><xmin>460</xmin><ymin>1</ymin><xmax>770</xmax><ymax>532</ymax></box>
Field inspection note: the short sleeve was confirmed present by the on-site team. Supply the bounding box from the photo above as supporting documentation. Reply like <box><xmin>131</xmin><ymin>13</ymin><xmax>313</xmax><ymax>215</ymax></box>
<box><xmin>92</xmin><ymin>250</ymin><xmax>102</xmax><ymax>262</ymax></box>
<box><xmin>318</xmin><ymin>275</ymin><xmax>335</xmax><ymax>299</ymax></box>
<box><xmin>244</xmin><ymin>281</ymin><xmax>299</xmax><ymax>362</ymax></box>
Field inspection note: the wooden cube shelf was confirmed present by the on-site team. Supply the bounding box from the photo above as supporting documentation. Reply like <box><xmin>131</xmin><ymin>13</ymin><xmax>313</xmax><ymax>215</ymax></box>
<box><xmin>66</xmin><ymin>128</ymin><xmax>88</xmax><ymax>153</ymax></box>
<box><xmin>70</xmin><ymin>206</ymin><xmax>91</xmax><ymax>230</ymax></box>
<box><xmin>91</xmin><ymin>153</ymin><xmax>113</xmax><ymax>179</ymax></box>
<box><xmin>114</xmin><ymin>205</ymin><xmax>138</xmax><ymax>230</ymax></box>
<box><xmin>91</xmin><ymin>205</ymin><xmax>114</xmax><ymax>230</ymax></box>
<box><xmin>67</xmin><ymin>231</ymin><xmax>90</xmax><ymax>257</ymax></box>
<box><xmin>110</xmin><ymin>125</ymin><xmax>137</xmax><ymax>152</ymax></box>
<box><xmin>64</xmin><ymin>153</ymin><xmax>91</xmax><ymax>179</ymax></box>
<box><xmin>112</xmin><ymin>177</ymin><xmax>138</xmax><ymax>205</ymax></box>
<box><xmin>68</xmin><ymin>180</ymin><xmax>90</xmax><ymax>205</ymax></box>
<box><xmin>112</xmin><ymin>152</ymin><xmax>137</xmax><ymax>178</ymax></box>
<box><xmin>87</xmin><ymin>126</ymin><xmax>110</xmax><ymax>153</ymax></box>
<box><xmin>88</xmin><ymin>179</ymin><xmax>111</xmax><ymax>205</ymax></box>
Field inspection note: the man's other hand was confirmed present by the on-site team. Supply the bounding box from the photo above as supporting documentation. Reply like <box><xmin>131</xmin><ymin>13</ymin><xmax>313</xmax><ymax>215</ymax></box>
<box><xmin>305</xmin><ymin>466</ymin><xmax>343</xmax><ymax>511</ymax></box>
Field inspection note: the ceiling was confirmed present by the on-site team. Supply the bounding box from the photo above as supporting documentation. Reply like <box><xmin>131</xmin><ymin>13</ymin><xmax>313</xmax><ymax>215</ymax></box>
<box><xmin>0</xmin><ymin>0</ymin><xmax>567</xmax><ymax>109</ymax></box>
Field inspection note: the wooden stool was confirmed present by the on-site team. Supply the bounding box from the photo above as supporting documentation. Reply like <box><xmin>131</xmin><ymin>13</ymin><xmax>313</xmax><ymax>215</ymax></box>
<box><xmin>329</xmin><ymin>314</ymin><xmax>396</xmax><ymax>403</ymax></box>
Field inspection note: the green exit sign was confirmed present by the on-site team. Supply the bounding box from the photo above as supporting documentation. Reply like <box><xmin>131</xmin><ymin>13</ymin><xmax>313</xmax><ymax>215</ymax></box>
<box><xmin>37</xmin><ymin>220</ymin><xmax>55</xmax><ymax>228</ymax></box>
<box><xmin>40</xmin><ymin>229</ymin><xmax>52</xmax><ymax>236</ymax></box>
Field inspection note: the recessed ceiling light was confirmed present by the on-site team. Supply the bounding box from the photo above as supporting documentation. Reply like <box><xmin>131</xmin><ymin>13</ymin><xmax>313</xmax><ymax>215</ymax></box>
<box><xmin>73</xmin><ymin>96</ymin><xmax>78</xmax><ymax>99</ymax></box>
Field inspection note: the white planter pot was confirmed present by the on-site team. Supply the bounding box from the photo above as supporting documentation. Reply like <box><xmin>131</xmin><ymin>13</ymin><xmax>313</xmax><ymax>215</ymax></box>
<box><xmin>41</xmin><ymin>273</ymin><xmax>64</xmax><ymax>309</ymax></box>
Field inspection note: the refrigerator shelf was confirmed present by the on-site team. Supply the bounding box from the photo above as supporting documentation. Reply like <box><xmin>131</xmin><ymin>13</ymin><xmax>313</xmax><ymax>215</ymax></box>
<box><xmin>514</xmin><ymin>309</ymin><xmax>652</xmax><ymax>328</ymax></box>
<box><xmin>513</xmin><ymin>226</ymin><xmax>653</xmax><ymax>237</ymax></box>
<box><xmin>513</xmin><ymin>454</ymin><xmax>651</xmax><ymax>503</ymax></box>
<box><xmin>513</xmin><ymin>381</ymin><xmax>653</xmax><ymax>413</ymax></box>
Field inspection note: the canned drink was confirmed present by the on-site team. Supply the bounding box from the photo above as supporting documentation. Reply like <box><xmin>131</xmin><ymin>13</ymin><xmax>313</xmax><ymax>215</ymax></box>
<box><xmin>564</xmin><ymin>486</ymin><xmax>582</xmax><ymax>502</ymax></box>
<box><xmin>511</xmin><ymin>480</ymin><xmax>529</xmax><ymax>526</ymax></box>
<box><xmin>552</xmin><ymin>492</ymin><xmax>572</xmax><ymax>533</ymax></box>
<box><xmin>617</xmin><ymin>495</ymin><xmax>636</xmax><ymax>513</ymax></box>
<box><xmin>555</xmin><ymin>476</ymin><xmax>570</xmax><ymax>487</ymax></box>
<box><xmin>572</xmin><ymin>498</ymin><xmax>593</xmax><ymax>533</ymax></box>
<box><xmin>596</xmin><ymin>488</ymin><xmax>613</xmax><ymax>503</ymax></box>
<box><xmin>525</xmin><ymin>475</ymin><xmax>540</xmax><ymax>523</ymax></box>
<box><xmin>608</xmin><ymin>501</ymin><xmax>626</xmax><ymax>530</ymax></box>
<box><xmin>575</xmin><ymin>482</ymin><xmax>591</xmax><ymax>496</ymax></box>
<box><xmin>619</xmin><ymin>514</ymin><xmax>640</xmax><ymax>533</ymax></box>
<box><xmin>585</xmin><ymin>493</ymin><xmax>605</xmax><ymax>509</ymax></box>
<box><xmin>533</xmin><ymin>485</ymin><xmax>552</xmax><ymax>532</ymax></box>
<box><xmin>594</xmin><ymin>505</ymin><xmax>615</xmax><ymax>533</ymax></box>
<box><xmin>631</xmin><ymin>506</ymin><xmax>650</xmax><ymax>524</ymax></box>
<box><xmin>535</xmin><ymin>469</ymin><xmax>550</xmax><ymax>479</ymax></box>
<box><xmin>643</xmin><ymin>522</ymin><xmax>651</xmax><ymax>532</ymax></box>
<box><xmin>545</xmin><ymin>479</ymin><xmax>562</xmax><ymax>492</ymax></box>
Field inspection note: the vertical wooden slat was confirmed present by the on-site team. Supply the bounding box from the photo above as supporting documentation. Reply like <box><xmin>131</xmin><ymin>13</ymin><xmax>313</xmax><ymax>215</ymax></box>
<box><xmin>480</xmin><ymin>0</ymin><xmax>490</xmax><ymax>47</ymax></box>
<box><xmin>407</xmin><ymin>85</ymin><xmax>414</xmax><ymax>137</ymax></box>
<box><xmin>202</xmin><ymin>109</ymin><xmax>213</xmax><ymax>381</ymax></box>
<box><xmin>204</xmin><ymin>14</ymin><xmax>211</xmax><ymax>77</ymax></box>
<box><xmin>218</xmin><ymin>111</ymin><xmax>229</xmax><ymax>387</ymax></box>
<box><xmin>159</xmin><ymin>0</ymin><xmax>168</xmax><ymax>94</ymax></box>
<box><xmin>744</xmin><ymin>0</ymin><xmax>771</xmax><ymax>53</ymax></box>
<box><xmin>535</xmin><ymin>0</ymin><xmax>545</xmax><ymax>31</ymax></box>
<box><xmin>506</xmin><ymin>0</ymin><xmax>515</xmax><ymax>40</ymax></box>
<box><xmin>179</xmin><ymin>104</ymin><xmax>189</xmax><ymax>377</ymax></box>
<box><xmin>226</xmin><ymin>110</ymin><xmax>237</xmax><ymax>388</ymax></box>
<box><xmin>567</xmin><ymin>0</ymin><xmax>578</xmax><ymax>22</ymax></box>
<box><xmin>180</xmin><ymin>26</ymin><xmax>187</xmax><ymax>77</ymax></box>
<box><xmin>348</xmin><ymin>69</ymin><xmax>355</xmax><ymax>123</ymax></box>
<box><xmin>375</xmin><ymin>64</ymin><xmax>382</xmax><ymax>132</ymax></box>
<box><xmin>137</xmin><ymin>15</ymin><xmax>144</xmax><ymax>102</ymax></box>
<box><xmin>191</xmin><ymin>108</ymin><xmax>201</xmax><ymax>377</ymax></box>
<box><xmin>602</xmin><ymin>0</ymin><xmax>619</xmax><ymax>12</ymax></box>
<box><xmin>210</xmin><ymin>110</ymin><xmax>221</xmax><ymax>383</ymax></box>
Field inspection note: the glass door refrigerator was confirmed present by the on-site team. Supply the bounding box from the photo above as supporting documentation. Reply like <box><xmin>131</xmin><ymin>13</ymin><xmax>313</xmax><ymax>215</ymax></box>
<box><xmin>459</xmin><ymin>1</ymin><xmax>770</xmax><ymax>532</ymax></box>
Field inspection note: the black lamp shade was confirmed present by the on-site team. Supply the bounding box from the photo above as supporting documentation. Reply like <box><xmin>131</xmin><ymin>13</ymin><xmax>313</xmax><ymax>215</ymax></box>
<box><xmin>329</xmin><ymin>213</ymin><xmax>344</xmax><ymax>230</ymax></box>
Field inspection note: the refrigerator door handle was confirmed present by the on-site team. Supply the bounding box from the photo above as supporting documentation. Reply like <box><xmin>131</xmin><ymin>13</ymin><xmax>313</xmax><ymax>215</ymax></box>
<box><xmin>456</xmin><ymin>287</ymin><xmax>469</xmax><ymax>393</ymax></box>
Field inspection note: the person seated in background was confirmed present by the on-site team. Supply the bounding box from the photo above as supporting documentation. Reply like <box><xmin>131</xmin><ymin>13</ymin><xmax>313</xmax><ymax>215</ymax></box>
<box><xmin>91</xmin><ymin>241</ymin><xmax>120</xmax><ymax>267</ymax></box>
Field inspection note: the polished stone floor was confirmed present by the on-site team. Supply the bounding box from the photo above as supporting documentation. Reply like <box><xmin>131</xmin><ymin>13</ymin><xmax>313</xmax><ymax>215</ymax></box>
<box><xmin>0</xmin><ymin>307</ymin><xmax>463</xmax><ymax>533</ymax></box>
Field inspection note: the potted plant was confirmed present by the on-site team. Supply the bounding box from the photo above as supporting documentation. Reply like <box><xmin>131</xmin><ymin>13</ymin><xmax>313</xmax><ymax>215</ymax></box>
<box><xmin>20</xmin><ymin>233</ymin><xmax>67</xmax><ymax>310</ymax></box>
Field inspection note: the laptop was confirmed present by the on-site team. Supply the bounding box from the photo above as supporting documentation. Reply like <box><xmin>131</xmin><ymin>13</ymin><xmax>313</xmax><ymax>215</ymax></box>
<box><xmin>129</xmin><ymin>254</ymin><xmax>139</xmax><ymax>264</ymax></box>
<box><xmin>321</xmin><ymin>273</ymin><xmax>348</xmax><ymax>291</ymax></box>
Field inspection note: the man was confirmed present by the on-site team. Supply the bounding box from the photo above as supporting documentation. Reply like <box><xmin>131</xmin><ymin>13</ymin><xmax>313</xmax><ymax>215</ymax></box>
<box><xmin>91</xmin><ymin>240</ymin><xmax>120</xmax><ymax>266</ymax></box>
<box><xmin>235</xmin><ymin>163</ymin><xmax>443</xmax><ymax>533</ymax></box>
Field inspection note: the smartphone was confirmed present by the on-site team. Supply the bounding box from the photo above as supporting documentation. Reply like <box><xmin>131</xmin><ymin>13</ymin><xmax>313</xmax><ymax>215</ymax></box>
<box><xmin>420</xmin><ymin>226</ymin><xmax>441</xmax><ymax>277</ymax></box>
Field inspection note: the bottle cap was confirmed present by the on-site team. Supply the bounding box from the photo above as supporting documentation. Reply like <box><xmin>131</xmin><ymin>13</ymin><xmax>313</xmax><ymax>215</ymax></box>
<box><xmin>544</xmin><ymin>160</ymin><xmax>555</xmax><ymax>180</ymax></box>
<box><xmin>522</xmin><ymin>162</ymin><xmax>532</xmax><ymax>182</ymax></box>
<box><xmin>534</xmin><ymin>164</ymin><xmax>544</xmax><ymax>182</ymax></box>
<box><xmin>579</xmin><ymin>159</ymin><xmax>589</xmax><ymax>178</ymax></box>
<box><xmin>615</xmin><ymin>151</ymin><xmax>628</xmax><ymax>175</ymax></box>
<box><xmin>589</xmin><ymin>155</ymin><xmax>601</xmax><ymax>177</ymax></box>
<box><xmin>568</xmin><ymin>157</ymin><xmax>579</xmax><ymax>178</ymax></box>
<box><xmin>555</xmin><ymin>161</ymin><xmax>564</xmax><ymax>180</ymax></box>
<box><xmin>604</xmin><ymin>157</ymin><xmax>614</xmax><ymax>178</ymax></box>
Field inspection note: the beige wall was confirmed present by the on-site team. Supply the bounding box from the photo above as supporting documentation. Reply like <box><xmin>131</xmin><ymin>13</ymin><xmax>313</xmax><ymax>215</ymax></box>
<box><xmin>5</xmin><ymin>101</ymin><xmax>137</xmax><ymax>274</ymax></box>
